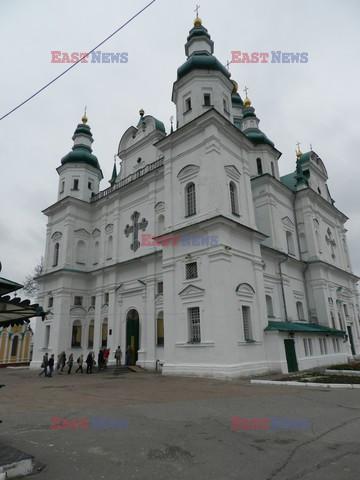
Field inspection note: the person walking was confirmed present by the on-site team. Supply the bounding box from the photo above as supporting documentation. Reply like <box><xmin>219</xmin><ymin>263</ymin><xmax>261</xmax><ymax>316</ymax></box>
<box><xmin>125</xmin><ymin>345</ymin><xmax>132</xmax><ymax>366</ymax></box>
<box><xmin>67</xmin><ymin>353</ymin><xmax>74</xmax><ymax>374</ymax></box>
<box><xmin>103</xmin><ymin>348</ymin><xmax>110</xmax><ymax>368</ymax></box>
<box><xmin>39</xmin><ymin>353</ymin><xmax>49</xmax><ymax>376</ymax></box>
<box><xmin>86</xmin><ymin>352</ymin><xmax>93</xmax><ymax>374</ymax></box>
<box><xmin>98</xmin><ymin>350</ymin><xmax>104</xmax><ymax>372</ymax></box>
<box><xmin>56</xmin><ymin>352</ymin><xmax>62</xmax><ymax>374</ymax></box>
<box><xmin>75</xmin><ymin>354</ymin><xmax>84</xmax><ymax>373</ymax></box>
<box><xmin>61</xmin><ymin>352</ymin><xmax>66</xmax><ymax>372</ymax></box>
<box><xmin>47</xmin><ymin>354</ymin><xmax>55</xmax><ymax>377</ymax></box>
<box><xmin>115</xmin><ymin>346</ymin><xmax>122</xmax><ymax>367</ymax></box>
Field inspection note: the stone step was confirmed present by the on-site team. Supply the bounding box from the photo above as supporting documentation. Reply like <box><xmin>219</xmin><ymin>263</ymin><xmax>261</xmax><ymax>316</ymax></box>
<box><xmin>0</xmin><ymin>443</ymin><xmax>42</xmax><ymax>478</ymax></box>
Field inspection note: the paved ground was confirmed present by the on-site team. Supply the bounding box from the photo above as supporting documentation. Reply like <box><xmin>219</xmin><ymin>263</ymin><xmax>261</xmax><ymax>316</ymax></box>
<box><xmin>1</xmin><ymin>367</ymin><xmax>360</xmax><ymax>480</ymax></box>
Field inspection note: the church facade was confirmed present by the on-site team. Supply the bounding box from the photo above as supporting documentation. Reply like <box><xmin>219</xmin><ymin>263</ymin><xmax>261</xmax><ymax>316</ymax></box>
<box><xmin>31</xmin><ymin>16</ymin><xmax>360</xmax><ymax>378</ymax></box>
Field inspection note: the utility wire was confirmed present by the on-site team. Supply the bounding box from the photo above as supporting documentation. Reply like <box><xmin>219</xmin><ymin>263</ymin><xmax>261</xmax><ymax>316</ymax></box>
<box><xmin>0</xmin><ymin>0</ymin><xmax>157</xmax><ymax>122</ymax></box>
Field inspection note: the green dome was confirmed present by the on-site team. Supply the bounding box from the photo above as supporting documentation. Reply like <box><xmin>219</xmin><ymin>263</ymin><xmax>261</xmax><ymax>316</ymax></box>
<box><xmin>242</xmin><ymin>107</ymin><xmax>256</xmax><ymax>119</ymax></box>
<box><xmin>61</xmin><ymin>146</ymin><xmax>101</xmax><ymax>169</ymax></box>
<box><xmin>232</xmin><ymin>93</ymin><xmax>243</xmax><ymax>106</ymax></box>
<box><xmin>154</xmin><ymin>118</ymin><xmax>166</xmax><ymax>133</ymax></box>
<box><xmin>187</xmin><ymin>25</ymin><xmax>211</xmax><ymax>42</ymax></box>
<box><xmin>73</xmin><ymin>124</ymin><xmax>93</xmax><ymax>137</ymax></box>
<box><xmin>244</xmin><ymin>129</ymin><xmax>275</xmax><ymax>147</ymax></box>
<box><xmin>177</xmin><ymin>53</ymin><xmax>231</xmax><ymax>80</ymax></box>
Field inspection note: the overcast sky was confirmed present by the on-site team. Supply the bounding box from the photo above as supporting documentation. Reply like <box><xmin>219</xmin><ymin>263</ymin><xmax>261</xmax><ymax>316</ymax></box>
<box><xmin>1</xmin><ymin>0</ymin><xmax>359</xmax><ymax>290</ymax></box>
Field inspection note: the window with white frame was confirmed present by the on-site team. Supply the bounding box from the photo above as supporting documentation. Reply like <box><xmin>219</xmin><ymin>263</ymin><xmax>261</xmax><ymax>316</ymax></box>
<box><xmin>303</xmin><ymin>338</ymin><xmax>309</xmax><ymax>357</ymax></box>
<box><xmin>229</xmin><ymin>181</ymin><xmax>239</xmax><ymax>215</ymax></box>
<box><xmin>203</xmin><ymin>93</ymin><xmax>211</xmax><ymax>106</ymax></box>
<box><xmin>296</xmin><ymin>301</ymin><xmax>305</xmax><ymax>321</ymax></box>
<box><xmin>91</xmin><ymin>296</ymin><xmax>96</xmax><ymax>307</ymax></box>
<box><xmin>256</xmin><ymin>158</ymin><xmax>263</xmax><ymax>175</ymax></box>
<box><xmin>106</xmin><ymin>235</ymin><xmax>113</xmax><ymax>260</ymax></box>
<box><xmin>185</xmin><ymin>97</ymin><xmax>192</xmax><ymax>112</ymax></box>
<box><xmin>286</xmin><ymin>231</ymin><xmax>295</xmax><ymax>255</ymax></box>
<box><xmin>157</xmin><ymin>311</ymin><xmax>164</xmax><ymax>346</ymax></box>
<box><xmin>186</xmin><ymin>262</ymin><xmax>198</xmax><ymax>280</ymax></box>
<box><xmin>332</xmin><ymin>337</ymin><xmax>340</xmax><ymax>353</ymax></box>
<box><xmin>76</xmin><ymin>240</ymin><xmax>86</xmax><ymax>264</ymax></box>
<box><xmin>308</xmin><ymin>338</ymin><xmax>313</xmax><ymax>355</ymax></box>
<box><xmin>185</xmin><ymin>182</ymin><xmax>196</xmax><ymax>217</ymax></box>
<box><xmin>188</xmin><ymin>307</ymin><xmax>201</xmax><ymax>343</ymax></box>
<box><xmin>71</xmin><ymin>320</ymin><xmax>82</xmax><ymax>347</ymax></box>
<box><xmin>88</xmin><ymin>320</ymin><xmax>94</xmax><ymax>348</ymax></box>
<box><xmin>266</xmin><ymin>295</ymin><xmax>274</xmax><ymax>318</ymax></box>
<box><xmin>48</xmin><ymin>297</ymin><xmax>54</xmax><ymax>308</ymax></box>
<box><xmin>44</xmin><ymin>325</ymin><xmax>50</xmax><ymax>348</ymax></box>
<box><xmin>242</xmin><ymin>306</ymin><xmax>253</xmax><ymax>341</ymax></box>
<box><xmin>104</xmin><ymin>292</ymin><xmax>109</xmax><ymax>304</ymax></box>
<box><xmin>53</xmin><ymin>243</ymin><xmax>60</xmax><ymax>267</ymax></box>
<box><xmin>330</xmin><ymin>311</ymin><xmax>336</xmax><ymax>329</ymax></box>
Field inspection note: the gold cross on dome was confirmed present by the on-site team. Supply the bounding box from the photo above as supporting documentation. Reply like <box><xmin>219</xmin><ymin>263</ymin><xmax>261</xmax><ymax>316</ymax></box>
<box><xmin>194</xmin><ymin>4</ymin><xmax>200</xmax><ymax>17</ymax></box>
<box><xmin>296</xmin><ymin>141</ymin><xmax>301</xmax><ymax>151</ymax></box>
<box><xmin>244</xmin><ymin>86</ymin><xmax>249</xmax><ymax>97</ymax></box>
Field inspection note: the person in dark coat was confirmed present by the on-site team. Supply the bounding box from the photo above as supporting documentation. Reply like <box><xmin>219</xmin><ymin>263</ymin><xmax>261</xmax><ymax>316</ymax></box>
<box><xmin>47</xmin><ymin>354</ymin><xmax>55</xmax><ymax>377</ymax></box>
<box><xmin>86</xmin><ymin>352</ymin><xmax>93</xmax><ymax>374</ymax></box>
<box><xmin>67</xmin><ymin>353</ymin><xmax>74</xmax><ymax>374</ymax></box>
<box><xmin>61</xmin><ymin>352</ymin><xmax>66</xmax><ymax>372</ymax></box>
<box><xmin>98</xmin><ymin>350</ymin><xmax>104</xmax><ymax>372</ymax></box>
<box><xmin>125</xmin><ymin>345</ymin><xmax>132</xmax><ymax>366</ymax></box>
<box><xmin>39</xmin><ymin>353</ymin><xmax>49</xmax><ymax>376</ymax></box>
<box><xmin>75</xmin><ymin>354</ymin><xmax>84</xmax><ymax>373</ymax></box>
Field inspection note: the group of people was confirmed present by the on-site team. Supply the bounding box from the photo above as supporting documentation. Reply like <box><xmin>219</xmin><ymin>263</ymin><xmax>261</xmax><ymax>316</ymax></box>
<box><xmin>38</xmin><ymin>345</ymin><xmax>133</xmax><ymax>377</ymax></box>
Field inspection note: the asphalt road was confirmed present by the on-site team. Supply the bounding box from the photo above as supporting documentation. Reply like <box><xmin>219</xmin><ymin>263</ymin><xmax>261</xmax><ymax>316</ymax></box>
<box><xmin>0</xmin><ymin>367</ymin><xmax>359</xmax><ymax>480</ymax></box>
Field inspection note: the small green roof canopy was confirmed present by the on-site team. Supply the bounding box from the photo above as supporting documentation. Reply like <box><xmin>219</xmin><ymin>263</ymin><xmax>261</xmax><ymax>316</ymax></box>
<box><xmin>265</xmin><ymin>320</ymin><xmax>345</xmax><ymax>337</ymax></box>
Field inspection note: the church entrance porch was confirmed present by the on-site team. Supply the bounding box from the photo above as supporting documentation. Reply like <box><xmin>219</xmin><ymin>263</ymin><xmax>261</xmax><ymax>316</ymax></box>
<box><xmin>126</xmin><ymin>309</ymin><xmax>139</xmax><ymax>365</ymax></box>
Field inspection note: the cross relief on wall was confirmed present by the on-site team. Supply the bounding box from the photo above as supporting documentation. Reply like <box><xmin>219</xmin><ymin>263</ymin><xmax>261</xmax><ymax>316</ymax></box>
<box><xmin>124</xmin><ymin>211</ymin><xmax>148</xmax><ymax>252</ymax></box>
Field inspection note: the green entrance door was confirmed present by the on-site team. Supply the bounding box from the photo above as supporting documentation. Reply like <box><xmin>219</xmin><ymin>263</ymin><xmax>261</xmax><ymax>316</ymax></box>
<box><xmin>347</xmin><ymin>326</ymin><xmax>356</xmax><ymax>355</ymax></box>
<box><xmin>284</xmin><ymin>339</ymin><xmax>298</xmax><ymax>373</ymax></box>
<box><xmin>126</xmin><ymin>309</ymin><xmax>139</xmax><ymax>365</ymax></box>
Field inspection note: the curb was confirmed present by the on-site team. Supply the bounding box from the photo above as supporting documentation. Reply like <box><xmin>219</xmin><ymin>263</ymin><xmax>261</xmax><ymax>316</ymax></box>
<box><xmin>250</xmin><ymin>379</ymin><xmax>360</xmax><ymax>389</ymax></box>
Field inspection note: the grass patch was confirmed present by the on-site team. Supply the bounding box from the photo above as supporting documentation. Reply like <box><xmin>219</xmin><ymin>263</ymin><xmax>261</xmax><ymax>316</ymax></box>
<box><xmin>327</xmin><ymin>363</ymin><xmax>360</xmax><ymax>371</ymax></box>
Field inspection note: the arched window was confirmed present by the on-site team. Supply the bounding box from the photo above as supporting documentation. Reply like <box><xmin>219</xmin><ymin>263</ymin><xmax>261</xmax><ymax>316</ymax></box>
<box><xmin>271</xmin><ymin>162</ymin><xmax>275</xmax><ymax>177</ymax></box>
<box><xmin>106</xmin><ymin>236</ymin><xmax>113</xmax><ymax>260</ymax></box>
<box><xmin>101</xmin><ymin>318</ymin><xmax>108</xmax><ymax>347</ymax></box>
<box><xmin>296</xmin><ymin>301</ymin><xmax>305</xmax><ymax>321</ymax></box>
<box><xmin>256</xmin><ymin>158</ymin><xmax>263</xmax><ymax>175</ymax></box>
<box><xmin>76</xmin><ymin>240</ymin><xmax>86</xmax><ymax>264</ymax></box>
<box><xmin>185</xmin><ymin>182</ymin><xmax>196</xmax><ymax>217</ymax></box>
<box><xmin>11</xmin><ymin>336</ymin><xmax>19</xmax><ymax>357</ymax></box>
<box><xmin>286</xmin><ymin>231</ymin><xmax>295</xmax><ymax>255</ymax></box>
<box><xmin>157</xmin><ymin>311</ymin><xmax>164</xmax><ymax>346</ymax></box>
<box><xmin>71</xmin><ymin>320</ymin><xmax>82</xmax><ymax>347</ymax></box>
<box><xmin>53</xmin><ymin>243</ymin><xmax>60</xmax><ymax>267</ymax></box>
<box><xmin>88</xmin><ymin>320</ymin><xmax>94</xmax><ymax>348</ymax></box>
<box><xmin>229</xmin><ymin>182</ymin><xmax>239</xmax><ymax>215</ymax></box>
<box><xmin>266</xmin><ymin>295</ymin><xmax>274</xmax><ymax>318</ymax></box>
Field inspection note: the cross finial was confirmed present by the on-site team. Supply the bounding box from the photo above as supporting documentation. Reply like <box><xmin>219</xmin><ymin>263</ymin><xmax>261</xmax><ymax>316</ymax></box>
<box><xmin>225</xmin><ymin>60</ymin><xmax>231</xmax><ymax>71</ymax></box>
<box><xmin>310</xmin><ymin>143</ymin><xmax>313</xmax><ymax>150</ymax></box>
<box><xmin>244</xmin><ymin>86</ymin><xmax>249</xmax><ymax>97</ymax></box>
<box><xmin>84</xmin><ymin>106</ymin><xmax>87</xmax><ymax>117</ymax></box>
<box><xmin>296</xmin><ymin>141</ymin><xmax>301</xmax><ymax>151</ymax></box>
<box><xmin>195</xmin><ymin>4</ymin><xmax>200</xmax><ymax>17</ymax></box>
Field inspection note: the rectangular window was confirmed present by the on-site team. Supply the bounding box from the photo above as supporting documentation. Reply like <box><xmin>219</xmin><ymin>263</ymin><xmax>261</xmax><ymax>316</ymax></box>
<box><xmin>48</xmin><ymin>297</ymin><xmax>53</xmax><ymax>308</ymax></box>
<box><xmin>88</xmin><ymin>324</ymin><xmax>94</xmax><ymax>348</ymax></box>
<box><xmin>332</xmin><ymin>337</ymin><xmax>340</xmax><ymax>353</ymax></box>
<box><xmin>323</xmin><ymin>338</ymin><xmax>328</xmax><ymax>354</ymax></box>
<box><xmin>319</xmin><ymin>338</ymin><xmax>324</xmax><ymax>355</ymax></box>
<box><xmin>203</xmin><ymin>93</ymin><xmax>211</xmax><ymax>106</ymax></box>
<box><xmin>104</xmin><ymin>292</ymin><xmax>109</xmax><ymax>304</ymax></box>
<box><xmin>308</xmin><ymin>338</ymin><xmax>313</xmax><ymax>356</ymax></box>
<box><xmin>189</xmin><ymin>307</ymin><xmax>201</xmax><ymax>343</ymax></box>
<box><xmin>157</xmin><ymin>314</ymin><xmax>164</xmax><ymax>346</ymax></box>
<box><xmin>303</xmin><ymin>338</ymin><xmax>309</xmax><ymax>357</ymax></box>
<box><xmin>223</xmin><ymin>98</ymin><xmax>229</xmax><ymax>113</ymax></box>
<box><xmin>186</xmin><ymin>262</ymin><xmax>198</xmax><ymax>280</ymax></box>
<box><xmin>60</xmin><ymin>181</ymin><xmax>65</xmax><ymax>193</ymax></box>
<box><xmin>88</xmin><ymin>181</ymin><xmax>93</xmax><ymax>191</ymax></box>
<box><xmin>73</xmin><ymin>179</ymin><xmax>79</xmax><ymax>190</ymax></box>
<box><xmin>242</xmin><ymin>306</ymin><xmax>253</xmax><ymax>341</ymax></box>
<box><xmin>157</xmin><ymin>282</ymin><xmax>163</xmax><ymax>294</ymax></box>
<box><xmin>44</xmin><ymin>325</ymin><xmax>50</xmax><ymax>348</ymax></box>
<box><xmin>74</xmin><ymin>296</ymin><xmax>83</xmax><ymax>306</ymax></box>
<box><xmin>185</xmin><ymin>97</ymin><xmax>192</xmax><ymax>112</ymax></box>
<box><xmin>91</xmin><ymin>296</ymin><xmax>96</xmax><ymax>307</ymax></box>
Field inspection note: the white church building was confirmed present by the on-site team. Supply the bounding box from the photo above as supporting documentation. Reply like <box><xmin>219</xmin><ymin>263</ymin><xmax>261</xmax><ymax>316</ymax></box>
<box><xmin>31</xmin><ymin>15</ymin><xmax>360</xmax><ymax>378</ymax></box>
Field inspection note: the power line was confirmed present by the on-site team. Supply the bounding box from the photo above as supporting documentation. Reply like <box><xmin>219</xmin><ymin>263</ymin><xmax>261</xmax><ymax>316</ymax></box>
<box><xmin>0</xmin><ymin>0</ymin><xmax>157</xmax><ymax>122</ymax></box>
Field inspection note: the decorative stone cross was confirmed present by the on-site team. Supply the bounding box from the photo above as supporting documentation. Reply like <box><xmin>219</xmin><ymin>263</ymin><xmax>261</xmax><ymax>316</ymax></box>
<box><xmin>124</xmin><ymin>211</ymin><xmax>148</xmax><ymax>252</ymax></box>
<box><xmin>194</xmin><ymin>4</ymin><xmax>200</xmax><ymax>16</ymax></box>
